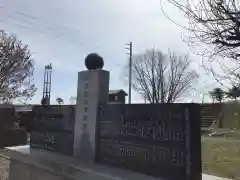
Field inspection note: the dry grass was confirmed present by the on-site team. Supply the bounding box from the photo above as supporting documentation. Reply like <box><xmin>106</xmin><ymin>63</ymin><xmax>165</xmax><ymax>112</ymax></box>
<box><xmin>0</xmin><ymin>156</ymin><xmax>9</xmax><ymax>180</ymax></box>
<box><xmin>202</xmin><ymin>137</ymin><xmax>240</xmax><ymax>180</ymax></box>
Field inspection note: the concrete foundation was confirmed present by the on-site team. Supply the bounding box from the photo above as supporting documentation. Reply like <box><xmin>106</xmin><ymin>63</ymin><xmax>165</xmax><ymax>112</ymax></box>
<box><xmin>4</xmin><ymin>145</ymin><xmax>164</xmax><ymax>180</ymax></box>
<box><xmin>9</xmin><ymin>159</ymin><xmax>70</xmax><ymax>180</ymax></box>
<box><xmin>4</xmin><ymin>146</ymin><xmax>232</xmax><ymax>180</ymax></box>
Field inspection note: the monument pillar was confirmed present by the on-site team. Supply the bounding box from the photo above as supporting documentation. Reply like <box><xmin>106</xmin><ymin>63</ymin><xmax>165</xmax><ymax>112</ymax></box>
<box><xmin>73</xmin><ymin>53</ymin><xmax>109</xmax><ymax>161</ymax></box>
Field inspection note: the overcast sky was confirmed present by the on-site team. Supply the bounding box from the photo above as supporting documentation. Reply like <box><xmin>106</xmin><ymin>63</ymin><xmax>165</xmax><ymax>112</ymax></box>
<box><xmin>0</xmin><ymin>0</ymin><xmax>217</xmax><ymax>104</ymax></box>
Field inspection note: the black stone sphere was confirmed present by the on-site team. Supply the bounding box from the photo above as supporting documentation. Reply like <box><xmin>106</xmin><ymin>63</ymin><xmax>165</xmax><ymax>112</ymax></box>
<box><xmin>85</xmin><ymin>53</ymin><xmax>104</xmax><ymax>70</ymax></box>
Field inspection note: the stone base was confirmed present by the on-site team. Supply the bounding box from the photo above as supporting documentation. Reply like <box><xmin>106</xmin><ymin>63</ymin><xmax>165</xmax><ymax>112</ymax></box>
<box><xmin>9</xmin><ymin>159</ymin><xmax>70</xmax><ymax>180</ymax></box>
<box><xmin>0</xmin><ymin>128</ymin><xmax>27</xmax><ymax>148</ymax></box>
<box><xmin>2</xmin><ymin>146</ymin><xmax>231</xmax><ymax>180</ymax></box>
<box><xmin>3</xmin><ymin>145</ymin><xmax>164</xmax><ymax>180</ymax></box>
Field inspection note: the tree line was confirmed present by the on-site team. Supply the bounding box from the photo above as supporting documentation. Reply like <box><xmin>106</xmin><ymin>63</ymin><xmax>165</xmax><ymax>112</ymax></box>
<box><xmin>210</xmin><ymin>86</ymin><xmax>240</xmax><ymax>103</ymax></box>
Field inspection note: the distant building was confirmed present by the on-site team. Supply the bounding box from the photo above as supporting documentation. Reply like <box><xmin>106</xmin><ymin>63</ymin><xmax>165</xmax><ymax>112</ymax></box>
<box><xmin>108</xmin><ymin>89</ymin><xmax>128</xmax><ymax>104</ymax></box>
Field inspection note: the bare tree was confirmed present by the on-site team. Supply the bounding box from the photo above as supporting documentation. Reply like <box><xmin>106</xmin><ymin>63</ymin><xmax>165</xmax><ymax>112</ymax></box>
<box><xmin>0</xmin><ymin>30</ymin><xmax>36</xmax><ymax>103</ymax></box>
<box><xmin>165</xmin><ymin>0</ymin><xmax>240</xmax><ymax>60</ymax></box>
<box><xmin>162</xmin><ymin>0</ymin><xmax>240</xmax><ymax>85</ymax></box>
<box><xmin>226</xmin><ymin>85</ymin><xmax>240</xmax><ymax>100</ymax></box>
<box><xmin>56</xmin><ymin>97</ymin><xmax>64</xmax><ymax>105</ymax></box>
<box><xmin>209</xmin><ymin>87</ymin><xmax>225</xmax><ymax>128</ymax></box>
<box><xmin>126</xmin><ymin>49</ymin><xmax>198</xmax><ymax>103</ymax></box>
<box><xmin>209</xmin><ymin>88</ymin><xmax>225</xmax><ymax>103</ymax></box>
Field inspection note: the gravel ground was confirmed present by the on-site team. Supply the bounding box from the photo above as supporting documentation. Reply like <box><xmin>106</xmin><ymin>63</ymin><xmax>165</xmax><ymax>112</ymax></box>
<box><xmin>0</xmin><ymin>156</ymin><xmax>9</xmax><ymax>180</ymax></box>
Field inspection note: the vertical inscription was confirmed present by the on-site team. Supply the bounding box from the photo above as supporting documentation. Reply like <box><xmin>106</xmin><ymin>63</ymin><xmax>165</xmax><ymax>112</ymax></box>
<box><xmin>185</xmin><ymin>107</ymin><xmax>191</xmax><ymax>178</ymax></box>
<box><xmin>82</xmin><ymin>80</ymin><xmax>89</xmax><ymax>136</ymax></box>
<box><xmin>171</xmin><ymin>150</ymin><xmax>185</xmax><ymax>166</ymax></box>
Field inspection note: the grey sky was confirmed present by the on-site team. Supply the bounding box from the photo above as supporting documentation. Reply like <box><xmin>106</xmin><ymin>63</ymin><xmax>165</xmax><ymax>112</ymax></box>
<box><xmin>0</xmin><ymin>0</ymin><xmax>216</xmax><ymax>104</ymax></box>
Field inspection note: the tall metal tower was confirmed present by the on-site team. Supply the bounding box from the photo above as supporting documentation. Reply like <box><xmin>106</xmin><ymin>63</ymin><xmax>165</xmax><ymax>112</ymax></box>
<box><xmin>41</xmin><ymin>63</ymin><xmax>52</xmax><ymax>105</ymax></box>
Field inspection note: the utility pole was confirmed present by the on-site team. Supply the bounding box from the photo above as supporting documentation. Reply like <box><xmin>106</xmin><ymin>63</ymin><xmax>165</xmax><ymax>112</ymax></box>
<box><xmin>126</xmin><ymin>42</ymin><xmax>132</xmax><ymax>104</ymax></box>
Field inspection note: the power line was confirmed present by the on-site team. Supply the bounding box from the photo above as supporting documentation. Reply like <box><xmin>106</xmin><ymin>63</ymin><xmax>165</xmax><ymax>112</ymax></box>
<box><xmin>0</xmin><ymin>12</ymin><xmax>54</xmax><ymax>32</ymax></box>
<box><xmin>0</xmin><ymin>5</ymin><xmax>123</xmax><ymax>69</ymax></box>
<box><xmin>0</xmin><ymin>6</ymin><xmax>83</xmax><ymax>35</ymax></box>
<box><xmin>126</xmin><ymin>42</ymin><xmax>132</xmax><ymax>104</ymax></box>
<box><xmin>0</xmin><ymin>12</ymin><xmax>70</xmax><ymax>39</ymax></box>
<box><xmin>0</xmin><ymin>14</ymin><xmax>103</xmax><ymax>49</ymax></box>
<box><xmin>0</xmin><ymin>16</ymin><xmax>66</xmax><ymax>40</ymax></box>
<box><xmin>0</xmin><ymin>7</ymin><xmax>97</xmax><ymax>47</ymax></box>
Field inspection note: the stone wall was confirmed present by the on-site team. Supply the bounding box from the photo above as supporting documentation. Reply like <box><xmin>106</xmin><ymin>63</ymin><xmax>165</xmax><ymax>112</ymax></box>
<box><xmin>30</xmin><ymin>105</ymin><xmax>75</xmax><ymax>156</ymax></box>
<box><xmin>0</xmin><ymin>128</ymin><xmax>27</xmax><ymax>148</ymax></box>
<box><xmin>0</xmin><ymin>105</ymin><xmax>15</xmax><ymax>130</ymax></box>
<box><xmin>97</xmin><ymin>103</ymin><xmax>202</xmax><ymax>180</ymax></box>
<box><xmin>9</xmin><ymin>159</ymin><xmax>72</xmax><ymax>180</ymax></box>
<box><xmin>0</xmin><ymin>105</ymin><xmax>27</xmax><ymax>148</ymax></box>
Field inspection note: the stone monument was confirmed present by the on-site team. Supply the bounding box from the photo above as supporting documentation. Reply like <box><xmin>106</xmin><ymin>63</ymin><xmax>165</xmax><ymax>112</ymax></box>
<box><xmin>73</xmin><ymin>53</ymin><xmax>109</xmax><ymax>161</ymax></box>
<box><xmin>3</xmin><ymin>53</ymin><xmax>204</xmax><ymax>180</ymax></box>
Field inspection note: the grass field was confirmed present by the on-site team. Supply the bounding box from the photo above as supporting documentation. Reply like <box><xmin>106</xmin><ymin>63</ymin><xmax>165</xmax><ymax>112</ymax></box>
<box><xmin>202</xmin><ymin>137</ymin><xmax>240</xmax><ymax>180</ymax></box>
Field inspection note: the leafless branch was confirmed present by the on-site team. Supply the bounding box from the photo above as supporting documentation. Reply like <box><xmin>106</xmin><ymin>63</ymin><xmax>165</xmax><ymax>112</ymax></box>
<box><xmin>0</xmin><ymin>30</ymin><xmax>36</xmax><ymax>103</ymax></box>
<box><xmin>163</xmin><ymin>0</ymin><xmax>240</xmax><ymax>85</ymax></box>
<box><xmin>125</xmin><ymin>49</ymin><xmax>198</xmax><ymax>103</ymax></box>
